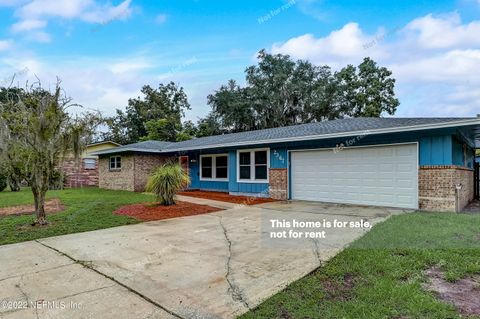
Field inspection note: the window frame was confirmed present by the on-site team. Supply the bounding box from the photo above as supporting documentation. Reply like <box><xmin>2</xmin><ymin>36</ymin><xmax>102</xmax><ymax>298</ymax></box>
<box><xmin>200</xmin><ymin>154</ymin><xmax>229</xmax><ymax>181</ymax></box>
<box><xmin>236</xmin><ymin>148</ymin><xmax>270</xmax><ymax>183</ymax></box>
<box><xmin>83</xmin><ymin>157</ymin><xmax>97</xmax><ymax>170</ymax></box>
<box><xmin>109</xmin><ymin>156</ymin><xmax>122</xmax><ymax>171</ymax></box>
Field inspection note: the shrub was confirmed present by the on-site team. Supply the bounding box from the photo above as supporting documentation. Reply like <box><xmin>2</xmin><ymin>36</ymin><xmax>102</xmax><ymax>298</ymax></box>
<box><xmin>146</xmin><ymin>162</ymin><xmax>190</xmax><ymax>205</ymax></box>
<box><xmin>0</xmin><ymin>169</ymin><xmax>7</xmax><ymax>192</ymax></box>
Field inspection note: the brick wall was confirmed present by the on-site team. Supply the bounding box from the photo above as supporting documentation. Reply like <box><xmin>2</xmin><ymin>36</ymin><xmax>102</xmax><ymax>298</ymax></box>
<box><xmin>99</xmin><ymin>155</ymin><xmax>135</xmax><ymax>191</ymax></box>
<box><xmin>98</xmin><ymin>154</ymin><xmax>168</xmax><ymax>192</ymax></box>
<box><xmin>133</xmin><ymin>154</ymin><xmax>168</xmax><ymax>192</ymax></box>
<box><xmin>269</xmin><ymin>168</ymin><xmax>288</xmax><ymax>200</ymax></box>
<box><xmin>62</xmin><ymin>158</ymin><xmax>99</xmax><ymax>188</ymax></box>
<box><xmin>419</xmin><ymin>165</ymin><xmax>474</xmax><ymax>212</ymax></box>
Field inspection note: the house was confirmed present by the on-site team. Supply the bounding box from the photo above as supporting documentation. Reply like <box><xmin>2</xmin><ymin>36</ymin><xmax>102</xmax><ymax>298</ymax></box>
<box><xmin>63</xmin><ymin>141</ymin><xmax>120</xmax><ymax>188</ymax></box>
<box><xmin>91</xmin><ymin>117</ymin><xmax>480</xmax><ymax>212</ymax></box>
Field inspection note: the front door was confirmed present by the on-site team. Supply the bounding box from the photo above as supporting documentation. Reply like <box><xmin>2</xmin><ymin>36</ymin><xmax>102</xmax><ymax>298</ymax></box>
<box><xmin>179</xmin><ymin>156</ymin><xmax>189</xmax><ymax>172</ymax></box>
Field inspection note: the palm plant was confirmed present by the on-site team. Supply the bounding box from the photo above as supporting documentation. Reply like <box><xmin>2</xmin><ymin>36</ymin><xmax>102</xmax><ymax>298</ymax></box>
<box><xmin>146</xmin><ymin>162</ymin><xmax>190</xmax><ymax>205</ymax></box>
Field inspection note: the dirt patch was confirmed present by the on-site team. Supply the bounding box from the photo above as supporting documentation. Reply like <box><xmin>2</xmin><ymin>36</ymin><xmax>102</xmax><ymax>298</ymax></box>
<box><xmin>322</xmin><ymin>273</ymin><xmax>357</xmax><ymax>301</ymax></box>
<box><xmin>177</xmin><ymin>190</ymin><xmax>278</xmax><ymax>205</ymax></box>
<box><xmin>278</xmin><ymin>308</ymin><xmax>293</xmax><ymax>319</ymax></box>
<box><xmin>424</xmin><ymin>267</ymin><xmax>480</xmax><ymax>316</ymax></box>
<box><xmin>114</xmin><ymin>201</ymin><xmax>223</xmax><ymax>222</ymax></box>
<box><xmin>0</xmin><ymin>198</ymin><xmax>64</xmax><ymax>217</ymax></box>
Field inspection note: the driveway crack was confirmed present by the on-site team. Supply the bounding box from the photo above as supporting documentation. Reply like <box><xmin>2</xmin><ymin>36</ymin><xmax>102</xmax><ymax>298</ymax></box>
<box><xmin>34</xmin><ymin>240</ymin><xmax>185</xmax><ymax>319</ymax></box>
<box><xmin>17</xmin><ymin>275</ymin><xmax>39</xmax><ymax>319</ymax></box>
<box><xmin>216</xmin><ymin>215</ymin><xmax>251</xmax><ymax>310</ymax></box>
<box><xmin>310</xmin><ymin>239</ymin><xmax>323</xmax><ymax>267</ymax></box>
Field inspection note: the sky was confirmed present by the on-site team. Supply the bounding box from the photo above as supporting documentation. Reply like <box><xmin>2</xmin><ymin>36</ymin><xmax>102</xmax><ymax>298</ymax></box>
<box><xmin>0</xmin><ymin>0</ymin><xmax>479</xmax><ymax>122</ymax></box>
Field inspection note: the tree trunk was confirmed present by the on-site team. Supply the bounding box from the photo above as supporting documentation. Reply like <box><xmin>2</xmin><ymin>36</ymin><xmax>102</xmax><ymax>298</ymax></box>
<box><xmin>8</xmin><ymin>174</ymin><xmax>21</xmax><ymax>192</ymax></box>
<box><xmin>32</xmin><ymin>186</ymin><xmax>48</xmax><ymax>225</ymax></box>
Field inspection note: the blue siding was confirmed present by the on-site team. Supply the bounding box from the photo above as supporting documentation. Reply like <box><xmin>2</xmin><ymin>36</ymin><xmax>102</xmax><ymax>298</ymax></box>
<box><xmin>419</xmin><ymin>136</ymin><xmax>452</xmax><ymax>165</ymax></box>
<box><xmin>271</xmin><ymin>148</ymin><xmax>288</xmax><ymax>168</ymax></box>
<box><xmin>452</xmin><ymin>138</ymin><xmax>464</xmax><ymax>166</ymax></box>
<box><xmin>451</xmin><ymin>137</ymin><xmax>476</xmax><ymax>168</ymax></box>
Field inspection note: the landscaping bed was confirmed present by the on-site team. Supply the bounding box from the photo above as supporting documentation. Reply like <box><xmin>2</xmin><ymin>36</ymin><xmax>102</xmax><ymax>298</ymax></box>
<box><xmin>114</xmin><ymin>201</ymin><xmax>223</xmax><ymax>221</ymax></box>
<box><xmin>178</xmin><ymin>190</ymin><xmax>277</xmax><ymax>205</ymax></box>
<box><xmin>0</xmin><ymin>198</ymin><xmax>64</xmax><ymax>217</ymax></box>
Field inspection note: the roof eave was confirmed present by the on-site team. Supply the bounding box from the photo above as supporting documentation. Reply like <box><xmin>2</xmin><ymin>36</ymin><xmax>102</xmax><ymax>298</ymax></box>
<box><xmin>161</xmin><ymin>118</ymin><xmax>480</xmax><ymax>153</ymax></box>
<box><xmin>89</xmin><ymin>148</ymin><xmax>164</xmax><ymax>156</ymax></box>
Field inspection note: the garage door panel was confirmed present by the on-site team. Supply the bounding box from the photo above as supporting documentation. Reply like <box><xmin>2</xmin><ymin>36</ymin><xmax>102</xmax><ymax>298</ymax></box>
<box><xmin>291</xmin><ymin>144</ymin><xmax>418</xmax><ymax>209</ymax></box>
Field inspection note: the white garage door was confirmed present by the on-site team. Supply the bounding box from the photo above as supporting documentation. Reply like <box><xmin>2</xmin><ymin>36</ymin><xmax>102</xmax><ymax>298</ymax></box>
<box><xmin>291</xmin><ymin>144</ymin><xmax>418</xmax><ymax>209</ymax></box>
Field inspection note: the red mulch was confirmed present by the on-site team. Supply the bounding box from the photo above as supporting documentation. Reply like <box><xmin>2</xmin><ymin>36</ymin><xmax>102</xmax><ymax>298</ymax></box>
<box><xmin>177</xmin><ymin>190</ymin><xmax>278</xmax><ymax>205</ymax></box>
<box><xmin>0</xmin><ymin>198</ymin><xmax>65</xmax><ymax>217</ymax></box>
<box><xmin>113</xmin><ymin>201</ymin><xmax>223</xmax><ymax>222</ymax></box>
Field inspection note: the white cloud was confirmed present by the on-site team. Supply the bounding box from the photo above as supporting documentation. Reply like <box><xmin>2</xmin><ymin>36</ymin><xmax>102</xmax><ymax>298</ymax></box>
<box><xmin>109</xmin><ymin>59</ymin><xmax>153</xmax><ymax>74</ymax></box>
<box><xmin>11</xmin><ymin>19</ymin><xmax>46</xmax><ymax>32</ymax></box>
<box><xmin>272</xmin><ymin>23</ymin><xmax>387</xmax><ymax>67</ymax></box>
<box><xmin>0</xmin><ymin>40</ymin><xmax>12</xmax><ymax>51</ymax></box>
<box><xmin>9</xmin><ymin>0</ymin><xmax>133</xmax><ymax>40</ymax></box>
<box><xmin>80</xmin><ymin>0</ymin><xmax>132</xmax><ymax>24</ymax></box>
<box><xmin>26</xmin><ymin>30</ymin><xmax>51</xmax><ymax>43</ymax></box>
<box><xmin>16</xmin><ymin>0</ymin><xmax>92</xmax><ymax>20</ymax></box>
<box><xmin>270</xmin><ymin>13</ymin><xmax>480</xmax><ymax>117</ymax></box>
<box><xmin>0</xmin><ymin>0</ymin><xmax>28</xmax><ymax>6</ymax></box>
<box><xmin>155</xmin><ymin>14</ymin><xmax>168</xmax><ymax>24</ymax></box>
<box><xmin>404</xmin><ymin>13</ymin><xmax>480</xmax><ymax>49</ymax></box>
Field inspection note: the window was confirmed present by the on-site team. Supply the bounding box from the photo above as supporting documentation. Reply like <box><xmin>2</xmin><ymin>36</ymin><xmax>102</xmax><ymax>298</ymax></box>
<box><xmin>201</xmin><ymin>156</ymin><xmax>213</xmax><ymax>179</ymax></box>
<box><xmin>237</xmin><ymin>149</ymin><xmax>269</xmax><ymax>182</ymax></box>
<box><xmin>215</xmin><ymin>155</ymin><xmax>228</xmax><ymax>179</ymax></box>
<box><xmin>200</xmin><ymin>154</ymin><xmax>228</xmax><ymax>180</ymax></box>
<box><xmin>83</xmin><ymin>158</ymin><xmax>96</xmax><ymax>170</ymax></box>
<box><xmin>239</xmin><ymin>152</ymin><xmax>251</xmax><ymax>179</ymax></box>
<box><xmin>109</xmin><ymin>156</ymin><xmax>121</xmax><ymax>170</ymax></box>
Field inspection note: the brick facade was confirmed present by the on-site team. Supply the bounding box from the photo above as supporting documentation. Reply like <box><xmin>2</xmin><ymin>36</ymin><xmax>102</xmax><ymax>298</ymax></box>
<box><xmin>269</xmin><ymin>168</ymin><xmax>288</xmax><ymax>200</ymax></box>
<box><xmin>133</xmin><ymin>154</ymin><xmax>168</xmax><ymax>192</ymax></box>
<box><xmin>98</xmin><ymin>154</ymin><xmax>168</xmax><ymax>192</ymax></box>
<box><xmin>99</xmin><ymin>155</ymin><xmax>135</xmax><ymax>191</ymax></box>
<box><xmin>62</xmin><ymin>158</ymin><xmax>99</xmax><ymax>188</ymax></box>
<box><xmin>419</xmin><ymin>165</ymin><xmax>474</xmax><ymax>212</ymax></box>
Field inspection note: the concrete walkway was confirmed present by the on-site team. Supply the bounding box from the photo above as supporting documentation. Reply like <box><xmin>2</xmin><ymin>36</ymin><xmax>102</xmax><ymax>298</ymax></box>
<box><xmin>175</xmin><ymin>194</ymin><xmax>238</xmax><ymax>210</ymax></box>
<box><xmin>0</xmin><ymin>201</ymin><xmax>404</xmax><ymax>319</ymax></box>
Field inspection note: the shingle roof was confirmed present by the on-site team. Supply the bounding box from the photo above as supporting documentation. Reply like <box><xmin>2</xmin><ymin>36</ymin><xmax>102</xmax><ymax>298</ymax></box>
<box><xmin>90</xmin><ymin>140</ymin><xmax>172</xmax><ymax>155</ymax></box>
<box><xmin>90</xmin><ymin>117</ymin><xmax>480</xmax><ymax>155</ymax></box>
<box><xmin>162</xmin><ymin>117</ymin><xmax>479</xmax><ymax>152</ymax></box>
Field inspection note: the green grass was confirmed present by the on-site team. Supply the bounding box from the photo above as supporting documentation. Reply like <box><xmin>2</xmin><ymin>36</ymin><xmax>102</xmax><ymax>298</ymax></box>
<box><xmin>241</xmin><ymin>213</ymin><xmax>480</xmax><ymax>319</ymax></box>
<box><xmin>0</xmin><ymin>187</ymin><xmax>154</xmax><ymax>245</ymax></box>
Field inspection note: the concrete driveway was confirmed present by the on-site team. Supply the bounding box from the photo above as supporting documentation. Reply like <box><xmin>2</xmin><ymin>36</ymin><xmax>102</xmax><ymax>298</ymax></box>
<box><xmin>0</xmin><ymin>200</ymin><xmax>406</xmax><ymax>319</ymax></box>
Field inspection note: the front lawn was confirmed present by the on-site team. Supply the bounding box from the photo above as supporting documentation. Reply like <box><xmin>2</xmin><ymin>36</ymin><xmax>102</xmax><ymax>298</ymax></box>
<box><xmin>0</xmin><ymin>187</ymin><xmax>154</xmax><ymax>245</ymax></box>
<box><xmin>241</xmin><ymin>212</ymin><xmax>480</xmax><ymax>319</ymax></box>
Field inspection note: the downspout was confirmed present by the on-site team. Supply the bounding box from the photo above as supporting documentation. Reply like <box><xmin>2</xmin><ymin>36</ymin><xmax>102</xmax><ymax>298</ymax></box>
<box><xmin>455</xmin><ymin>184</ymin><xmax>463</xmax><ymax>213</ymax></box>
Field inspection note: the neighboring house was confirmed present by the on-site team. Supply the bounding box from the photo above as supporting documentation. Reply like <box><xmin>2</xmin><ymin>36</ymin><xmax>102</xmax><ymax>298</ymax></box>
<box><xmin>91</xmin><ymin>117</ymin><xmax>480</xmax><ymax>212</ymax></box>
<box><xmin>63</xmin><ymin>141</ymin><xmax>121</xmax><ymax>188</ymax></box>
